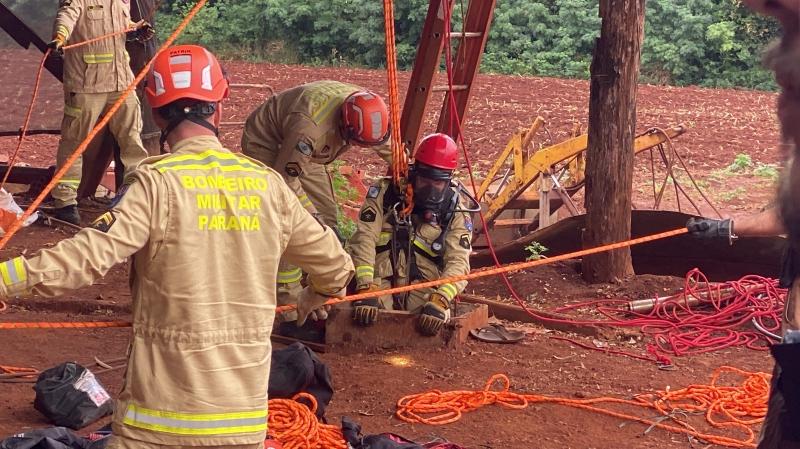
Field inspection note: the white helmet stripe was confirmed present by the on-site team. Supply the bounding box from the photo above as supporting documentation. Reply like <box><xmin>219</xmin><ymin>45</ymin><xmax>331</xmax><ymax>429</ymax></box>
<box><xmin>369</xmin><ymin>111</ymin><xmax>383</xmax><ymax>140</ymax></box>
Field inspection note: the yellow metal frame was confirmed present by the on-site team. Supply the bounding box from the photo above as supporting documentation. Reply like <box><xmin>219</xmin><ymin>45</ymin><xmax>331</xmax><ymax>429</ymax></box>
<box><xmin>480</xmin><ymin>123</ymin><xmax>687</xmax><ymax>224</ymax></box>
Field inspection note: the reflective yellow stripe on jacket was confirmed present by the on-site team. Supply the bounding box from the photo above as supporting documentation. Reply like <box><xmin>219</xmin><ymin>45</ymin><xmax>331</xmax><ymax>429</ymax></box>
<box><xmin>437</xmin><ymin>283</ymin><xmax>458</xmax><ymax>301</ymax></box>
<box><xmin>412</xmin><ymin>238</ymin><xmax>437</xmax><ymax>258</ymax></box>
<box><xmin>153</xmin><ymin>149</ymin><xmax>264</xmax><ymax>174</ymax></box>
<box><xmin>123</xmin><ymin>404</ymin><xmax>267</xmax><ymax>436</ymax></box>
<box><xmin>83</xmin><ymin>53</ymin><xmax>114</xmax><ymax>64</ymax></box>
<box><xmin>0</xmin><ymin>257</ymin><xmax>27</xmax><ymax>287</ymax></box>
<box><xmin>356</xmin><ymin>265</ymin><xmax>374</xmax><ymax>279</ymax></box>
<box><xmin>297</xmin><ymin>194</ymin><xmax>313</xmax><ymax>209</ymax></box>
<box><xmin>277</xmin><ymin>268</ymin><xmax>302</xmax><ymax>284</ymax></box>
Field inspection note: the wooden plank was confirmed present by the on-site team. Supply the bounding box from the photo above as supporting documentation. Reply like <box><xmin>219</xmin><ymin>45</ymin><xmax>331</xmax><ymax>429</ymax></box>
<box><xmin>325</xmin><ymin>302</ymin><xmax>488</xmax><ymax>353</ymax></box>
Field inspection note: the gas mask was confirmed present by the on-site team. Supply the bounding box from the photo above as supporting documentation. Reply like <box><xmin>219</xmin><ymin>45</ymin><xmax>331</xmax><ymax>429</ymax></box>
<box><xmin>411</xmin><ymin>163</ymin><xmax>452</xmax><ymax>225</ymax></box>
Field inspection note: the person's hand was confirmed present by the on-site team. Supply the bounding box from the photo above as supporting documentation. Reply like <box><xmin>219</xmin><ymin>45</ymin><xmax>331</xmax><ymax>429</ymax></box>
<box><xmin>47</xmin><ymin>35</ymin><xmax>65</xmax><ymax>56</ymax></box>
<box><xmin>686</xmin><ymin>218</ymin><xmax>735</xmax><ymax>244</ymax></box>
<box><xmin>127</xmin><ymin>20</ymin><xmax>155</xmax><ymax>42</ymax></box>
<box><xmin>352</xmin><ymin>284</ymin><xmax>382</xmax><ymax>326</ymax></box>
<box><xmin>297</xmin><ymin>287</ymin><xmax>332</xmax><ymax>326</ymax></box>
<box><xmin>417</xmin><ymin>293</ymin><xmax>450</xmax><ymax>336</ymax></box>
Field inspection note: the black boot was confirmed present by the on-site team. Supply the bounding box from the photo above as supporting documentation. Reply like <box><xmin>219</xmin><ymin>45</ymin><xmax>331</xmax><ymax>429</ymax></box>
<box><xmin>53</xmin><ymin>205</ymin><xmax>80</xmax><ymax>225</ymax></box>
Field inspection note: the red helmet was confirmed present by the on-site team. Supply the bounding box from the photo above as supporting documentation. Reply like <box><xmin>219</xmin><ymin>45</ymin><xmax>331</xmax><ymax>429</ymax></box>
<box><xmin>414</xmin><ymin>133</ymin><xmax>458</xmax><ymax>171</ymax></box>
<box><xmin>340</xmin><ymin>91</ymin><xmax>390</xmax><ymax>146</ymax></box>
<box><xmin>145</xmin><ymin>45</ymin><xmax>229</xmax><ymax>108</ymax></box>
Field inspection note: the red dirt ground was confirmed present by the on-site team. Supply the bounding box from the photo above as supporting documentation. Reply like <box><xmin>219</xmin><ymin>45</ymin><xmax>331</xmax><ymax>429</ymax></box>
<box><xmin>0</xmin><ymin>49</ymin><xmax>784</xmax><ymax>448</ymax></box>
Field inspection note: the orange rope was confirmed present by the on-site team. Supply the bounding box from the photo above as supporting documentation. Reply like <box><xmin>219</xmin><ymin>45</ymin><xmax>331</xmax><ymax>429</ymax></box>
<box><xmin>0</xmin><ymin>321</ymin><xmax>130</xmax><ymax>329</ymax></box>
<box><xmin>0</xmin><ymin>0</ymin><xmax>208</xmax><ymax>252</ymax></box>
<box><xmin>268</xmin><ymin>393</ymin><xmax>346</xmax><ymax>449</ymax></box>
<box><xmin>396</xmin><ymin>368</ymin><xmax>770</xmax><ymax>448</ymax></box>
<box><xmin>62</xmin><ymin>28</ymin><xmax>132</xmax><ymax>51</ymax></box>
<box><xmin>382</xmin><ymin>0</ymin><xmax>407</xmax><ymax>187</ymax></box>
<box><xmin>0</xmin><ymin>227</ymin><xmax>689</xmax><ymax>329</ymax></box>
<box><xmin>0</xmin><ymin>365</ymin><xmax>38</xmax><ymax>378</ymax></box>
<box><xmin>0</xmin><ymin>49</ymin><xmax>51</xmax><ymax>191</ymax></box>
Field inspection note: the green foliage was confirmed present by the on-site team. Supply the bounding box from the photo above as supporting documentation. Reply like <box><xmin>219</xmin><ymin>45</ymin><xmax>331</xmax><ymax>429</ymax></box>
<box><xmin>525</xmin><ymin>241</ymin><xmax>549</xmax><ymax>261</ymax></box>
<box><xmin>719</xmin><ymin>186</ymin><xmax>747</xmax><ymax>201</ymax></box>
<box><xmin>329</xmin><ymin>161</ymin><xmax>358</xmax><ymax>240</ymax></box>
<box><xmin>155</xmin><ymin>0</ymin><xmax>780</xmax><ymax>90</ymax></box>
<box><xmin>330</xmin><ymin>161</ymin><xmax>358</xmax><ymax>202</ymax></box>
<box><xmin>337</xmin><ymin>209</ymin><xmax>357</xmax><ymax>240</ymax></box>
<box><xmin>753</xmin><ymin>163</ymin><xmax>780</xmax><ymax>181</ymax></box>
<box><xmin>725</xmin><ymin>153</ymin><xmax>754</xmax><ymax>173</ymax></box>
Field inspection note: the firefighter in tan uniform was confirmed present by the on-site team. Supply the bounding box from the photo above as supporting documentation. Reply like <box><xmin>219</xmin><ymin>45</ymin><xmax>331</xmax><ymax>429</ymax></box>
<box><xmin>46</xmin><ymin>0</ymin><xmax>155</xmax><ymax>225</ymax></box>
<box><xmin>241</xmin><ymin>80</ymin><xmax>391</xmax><ymax>327</ymax></box>
<box><xmin>348</xmin><ymin>134</ymin><xmax>474</xmax><ymax>336</ymax></box>
<box><xmin>0</xmin><ymin>46</ymin><xmax>353</xmax><ymax>449</ymax></box>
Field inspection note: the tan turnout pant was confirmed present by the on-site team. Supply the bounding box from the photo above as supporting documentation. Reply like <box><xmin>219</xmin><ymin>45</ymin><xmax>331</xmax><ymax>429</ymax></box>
<box><xmin>52</xmin><ymin>91</ymin><xmax>148</xmax><ymax>208</ymax></box>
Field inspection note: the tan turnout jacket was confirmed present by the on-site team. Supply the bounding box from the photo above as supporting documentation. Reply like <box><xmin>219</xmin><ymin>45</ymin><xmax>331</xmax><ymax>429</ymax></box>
<box><xmin>0</xmin><ymin>136</ymin><xmax>353</xmax><ymax>446</ymax></box>
<box><xmin>53</xmin><ymin>0</ymin><xmax>136</xmax><ymax>93</ymax></box>
<box><xmin>347</xmin><ymin>178</ymin><xmax>472</xmax><ymax>307</ymax></box>
<box><xmin>241</xmin><ymin>80</ymin><xmax>390</xmax><ymax>214</ymax></box>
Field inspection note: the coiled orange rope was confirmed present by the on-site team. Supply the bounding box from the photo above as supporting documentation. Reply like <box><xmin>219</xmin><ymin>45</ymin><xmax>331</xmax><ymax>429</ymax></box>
<box><xmin>0</xmin><ymin>0</ymin><xmax>208</xmax><ymax>252</ymax></box>
<box><xmin>396</xmin><ymin>368</ymin><xmax>770</xmax><ymax>448</ymax></box>
<box><xmin>268</xmin><ymin>393</ymin><xmax>346</xmax><ymax>449</ymax></box>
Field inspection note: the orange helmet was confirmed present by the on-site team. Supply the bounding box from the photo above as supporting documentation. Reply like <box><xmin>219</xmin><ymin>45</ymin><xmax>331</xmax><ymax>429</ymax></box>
<box><xmin>145</xmin><ymin>44</ymin><xmax>229</xmax><ymax>109</ymax></box>
<box><xmin>340</xmin><ymin>91</ymin><xmax>390</xmax><ymax>146</ymax></box>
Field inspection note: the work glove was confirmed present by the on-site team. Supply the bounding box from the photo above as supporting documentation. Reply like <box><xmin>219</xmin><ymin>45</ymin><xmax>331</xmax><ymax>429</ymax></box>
<box><xmin>47</xmin><ymin>35</ymin><xmax>65</xmax><ymax>56</ymax></box>
<box><xmin>686</xmin><ymin>218</ymin><xmax>735</xmax><ymax>244</ymax></box>
<box><xmin>352</xmin><ymin>284</ymin><xmax>382</xmax><ymax>326</ymax></box>
<box><xmin>127</xmin><ymin>20</ymin><xmax>155</xmax><ymax>43</ymax></box>
<box><xmin>417</xmin><ymin>293</ymin><xmax>451</xmax><ymax>336</ymax></box>
<box><xmin>296</xmin><ymin>287</ymin><xmax>334</xmax><ymax>327</ymax></box>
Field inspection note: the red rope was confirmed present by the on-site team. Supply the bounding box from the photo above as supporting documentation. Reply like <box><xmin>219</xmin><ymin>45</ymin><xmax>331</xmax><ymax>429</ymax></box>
<box><xmin>440</xmin><ymin>1</ymin><xmax>543</xmax><ymax>323</ymax></box>
<box><xmin>552</xmin><ymin>269</ymin><xmax>785</xmax><ymax>358</ymax></box>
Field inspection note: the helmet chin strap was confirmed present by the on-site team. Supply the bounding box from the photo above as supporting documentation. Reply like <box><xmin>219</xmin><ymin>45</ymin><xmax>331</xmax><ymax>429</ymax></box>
<box><xmin>159</xmin><ymin>103</ymin><xmax>219</xmax><ymax>153</ymax></box>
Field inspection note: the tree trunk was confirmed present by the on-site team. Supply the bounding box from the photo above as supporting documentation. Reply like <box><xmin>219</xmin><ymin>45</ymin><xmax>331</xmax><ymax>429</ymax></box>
<box><xmin>581</xmin><ymin>0</ymin><xmax>645</xmax><ymax>283</ymax></box>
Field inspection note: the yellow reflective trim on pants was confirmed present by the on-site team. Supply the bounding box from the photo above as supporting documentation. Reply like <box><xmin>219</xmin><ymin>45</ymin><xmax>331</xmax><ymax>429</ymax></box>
<box><xmin>377</xmin><ymin>232</ymin><xmax>391</xmax><ymax>246</ymax></box>
<box><xmin>413</xmin><ymin>238</ymin><xmax>437</xmax><ymax>258</ymax></box>
<box><xmin>277</xmin><ymin>268</ymin><xmax>302</xmax><ymax>284</ymax></box>
<box><xmin>356</xmin><ymin>265</ymin><xmax>374</xmax><ymax>278</ymax></box>
<box><xmin>64</xmin><ymin>104</ymin><xmax>82</xmax><ymax>118</ymax></box>
<box><xmin>438</xmin><ymin>283</ymin><xmax>458</xmax><ymax>300</ymax></box>
<box><xmin>82</xmin><ymin>53</ymin><xmax>114</xmax><ymax>64</ymax></box>
<box><xmin>123</xmin><ymin>404</ymin><xmax>267</xmax><ymax>436</ymax></box>
<box><xmin>0</xmin><ymin>257</ymin><xmax>27</xmax><ymax>286</ymax></box>
<box><xmin>57</xmin><ymin>179</ymin><xmax>81</xmax><ymax>185</ymax></box>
